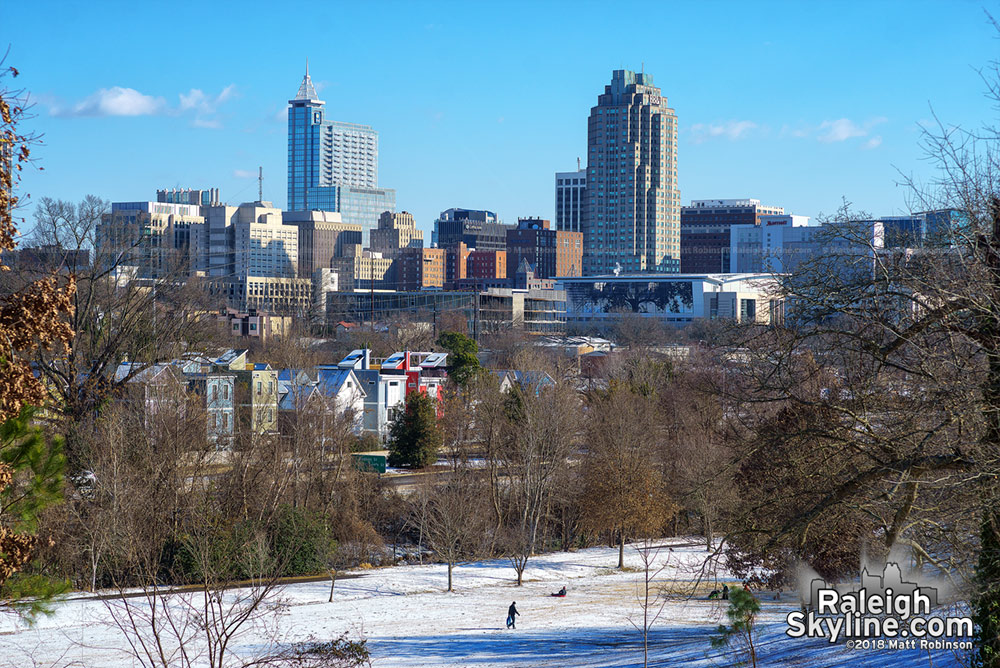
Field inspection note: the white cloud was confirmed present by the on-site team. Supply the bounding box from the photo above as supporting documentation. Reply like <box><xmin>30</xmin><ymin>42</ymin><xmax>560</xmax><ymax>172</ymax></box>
<box><xmin>52</xmin><ymin>87</ymin><xmax>166</xmax><ymax>117</ymax></box>
<box><xmin>863</xmin><ymin>135</ymin><xmax>883</xmax><ymax>150</ymax></box>
<box><xmin>178</xmin><ymin>84</ymin><xmax>237</xmax><ymax>128</ymax></box>
<box><xmin>817</xmin><ymin>116</ymin><xmax>887</xmax><ymax>143</ymax></box>
<box><xmin>233</xmin><ymin>169</ymin><xmax>256</xmax><ymax>179</ymax></box>
<box><xmin>690</xmin><ymin>120</ymin><xmax>758</xmax><ymax>143</ymax></box>
<box><xmin>817</xmin><ymin>118</ymin><xmax>867</xmax><ymax>143</ymax></box>
<box><xmin>779</xmin><ymin>124</ymin><xmax>811</xmax><ymax>139</ymax></box>
<box><xmin>179</xmin><ymin>84</ymin><xmax>236</xmax><ymax>113</ymax></box>
<box><xmin>52</xmin><ymin>83</ymin><xmax>236</xmax><ymax>127</ymax></box>
<box><xmin>178</xmin><ymin>89</ymin><xmax>207</xmax><ymax>111</ymax></box>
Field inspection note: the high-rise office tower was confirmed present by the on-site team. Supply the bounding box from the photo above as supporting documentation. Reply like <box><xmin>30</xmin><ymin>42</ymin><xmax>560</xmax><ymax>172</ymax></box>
<box><xmin>195</xmin><ymin>201</ymin><xmax>313</xmax><ymax>314</ymax></box>
<box><xmin>287</xmin><ymin>66</ymin><xmax>394</xmax><ymax>242</ymax></box>
<box><xmin>282</xmin><ymin>209</ymin><xmax>363</xmax><ymax>278</ymax></box>
<box><xmin>370</xmin><ymin>211</ymin><xmax>423</xmax><ymax>258</ymax></box>
<box><xmin>96</xmin><ymin>201</ymin><xmax>206</xmax><ymax>279</ymax></box>
<box><xmin>555</xmin><ymin>168</ymin><xmax>586</xmax><ymax>233</ymax></box>
<box><xmin>583</xmin><ymin>69</ymin><xmax>679</xmax><ymax>275</ymax></box>
<box><xmin>433</xmin><ymin>208</ymin><xmax>510</xmax><ymax>251</ymax></box>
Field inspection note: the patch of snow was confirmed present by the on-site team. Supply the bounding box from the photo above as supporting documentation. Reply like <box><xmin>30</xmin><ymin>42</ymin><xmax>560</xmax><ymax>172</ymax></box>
<box><xmin>0</xmin><ymin>538</ymin><xmax>968</xmax><ymax>667</ymax></box>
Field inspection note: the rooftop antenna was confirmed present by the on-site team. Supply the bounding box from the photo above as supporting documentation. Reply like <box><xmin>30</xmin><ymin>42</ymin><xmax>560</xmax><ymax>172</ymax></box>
<box><xmin>306</xmin><ymin>57</ymin><xmax>309</xmax><ymax>79</ymax></box>
<box><xmin>577</xmin><ymin>156</ymin><xmax>581</xmax><ymax>171</ymax></box>
<box><xmin>258</xmin><ymin>166</ymin><xmax>263</xmax><ymax>202</ymax></box>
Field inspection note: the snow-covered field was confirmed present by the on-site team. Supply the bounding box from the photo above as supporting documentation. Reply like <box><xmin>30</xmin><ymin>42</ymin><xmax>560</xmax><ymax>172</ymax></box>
<box><xmin>0</xmin><ymin>538</ymin><xmax>970</xmax><ymax>667</ymax></box>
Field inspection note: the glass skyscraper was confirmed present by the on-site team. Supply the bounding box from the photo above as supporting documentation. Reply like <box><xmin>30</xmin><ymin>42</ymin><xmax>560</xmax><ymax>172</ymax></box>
<box><xmin>287</xmin><ymin>67</ymin><xmax>395</xmax><ymax>242</ymax></box>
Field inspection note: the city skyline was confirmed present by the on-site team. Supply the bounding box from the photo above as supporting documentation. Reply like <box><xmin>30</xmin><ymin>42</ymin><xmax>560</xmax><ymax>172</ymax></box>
<box><xmin>4</xmin><ymin>1</ymin><xmax>998</xmax><ymax>241</ymax></box>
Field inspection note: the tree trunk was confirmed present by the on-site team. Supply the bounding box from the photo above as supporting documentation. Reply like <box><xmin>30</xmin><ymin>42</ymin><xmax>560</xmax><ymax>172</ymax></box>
<box><xmin>448</xmin><ymin>562</ymin><xmax>453</xmax><ymax>592</ymax></box>
<box><xmin>328</xmin><ymin>569</ymin><xmax>337</xmax><ymax>603</ymax></box>
<box><xmin>89</xmin><ymin>546</ymin><xmax>98</xmax><ymax>592</ymax></box>
<box><xmin>705</xmin><ymin>512</ymin><xmax>713</xmax><ymax>552</ymax></box>
<box><xmin>618</xmin><ymin>530</ymin><xmax>625</xmax><ymax>570</ymax></box>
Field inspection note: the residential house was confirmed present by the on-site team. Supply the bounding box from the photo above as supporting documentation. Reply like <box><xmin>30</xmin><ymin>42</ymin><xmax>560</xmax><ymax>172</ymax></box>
<box><xmin>277</xmin><ymin>369</ymin><xmax>317</xmax><ymax>434</ymax></box>
<box><xmin>184</xmin><ymin>371</ymin><xmax>236</xmax><ymax>445</ymax></box>
<box><xmin>277</xmin><ymin>367</ymin><xmax>367</xmax><ymax>436</ymax></box>
<box><xmin>336</xmin><ymin>349</ymin><xmax>407</xmax><ymax>439</ymax></box>
<box><xmin>316</xmin><ymin>366</ymin><xmax>367</xmax><ymax>432</ymax></box>
<box><xmin>214</xmin><ymin>350</ymin><xmax>279</xmax><ymax>435</ymax></box>
<box><xmin>117</xmin><ymin>363</ymin><xmax>188</xmax><ymax>428</ymax></box>
<box><xmin>491</xmin><ymin>370</ymin><xmax>556</xmax><ymax>395</ymax></box>
<box><xmin>115</xmin><ymin>358</ymin><xmax>236</xmax><ymax>445</ymax></box>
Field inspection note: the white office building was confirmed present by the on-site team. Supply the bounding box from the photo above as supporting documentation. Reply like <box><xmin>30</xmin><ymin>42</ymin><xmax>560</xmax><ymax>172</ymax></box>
<box><xmin>729</xmin><ymin>216</ymin><xmax>887</xmax><ymax>275</ymax></box>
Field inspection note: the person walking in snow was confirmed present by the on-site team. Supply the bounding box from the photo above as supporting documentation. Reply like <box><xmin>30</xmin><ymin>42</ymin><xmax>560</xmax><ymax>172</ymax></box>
<box><xmin>506</xmin><ymin>601</ymin><xmax>519</xmax><ymax>629</ymax></box>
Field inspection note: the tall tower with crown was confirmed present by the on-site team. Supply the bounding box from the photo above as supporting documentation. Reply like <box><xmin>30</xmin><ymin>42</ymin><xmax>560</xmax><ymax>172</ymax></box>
<box><xmin>287</xmin><ymin>62</ymin><xmax>325</xmax><ymax>212</ymax></box>
<box><xmin>286</xmin><ymin>63</ymin><xmax>394</xmax><ymax>241</ymax></box>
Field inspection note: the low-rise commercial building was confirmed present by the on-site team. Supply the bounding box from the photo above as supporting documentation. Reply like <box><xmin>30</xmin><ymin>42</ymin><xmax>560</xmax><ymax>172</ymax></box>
<box><xmin>325</xmin><ymin>287</ymin><xmax>567</xmax><ymax>335</ymax></box>
<box><xmin>505</xmin><ymin>217</ymin><xmax>583</xmax><ymax>279</ymax></box>
<box><xmin>680</xmin><ymin>198</ymin><xmax>786</xmax><ymax>274</ymax></box>
<box><xmin>219</xmin><ymin>308</ymin><xmax>292</xmax><ymax>342</ymax></box>
<box><xmin>560</xmin><ymin>273</ymin><xmax>782</xmax><ymax>327</ymax></box>
<box><xmin>397</xmin><ymin>247</ymin><xmax>446</xmax><ymax>290</ymax></box>
<box><xmin>468</xmin><ymin>250</ymin><xmax>507</xmax><ymax>280</ymax></box>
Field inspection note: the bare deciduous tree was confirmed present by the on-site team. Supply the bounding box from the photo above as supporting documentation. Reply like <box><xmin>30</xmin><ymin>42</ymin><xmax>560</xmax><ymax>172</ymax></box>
<box><xmin>713</xmin><ymin>40</ymin><xmax>1000</xmax><ymax>635</ymax></box>
<box><xmin>629</xmin><ymin>539</ymin><xmax>672</xmax><ymax>668</ymax></box>
<box><xmin>22</xmin><ymin>196</ymin><xmax>225</xmax><ymax>466</ymax></box>
<box><xmin>579</xmin><ymin>386</ymin><xmax>677</xmax><ymax>569</ymax></box>
<box><xmin>411</xmin><ymin>472</ymin><xmax>487</xmax><ymax>592</ymax></box>
<box><xmin>494</xmin><ymin>381</ymin><xmax>581</xmax><ymax>585</ymax></box>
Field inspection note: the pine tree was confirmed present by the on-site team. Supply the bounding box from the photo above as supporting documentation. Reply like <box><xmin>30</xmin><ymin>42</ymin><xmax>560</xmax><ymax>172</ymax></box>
<box><xmin>436</xmin><ymin>331</ymin><xmax>480</xmax><ymax>389</ymax></box>
<box><xmin>387</xmin><ymin>391</ymin><xmax>442</xmax><ymax>469</ymax></box>
<box><xmin>0</xmin><ymin>407</ymin><xmax>69</xmax><ymax>619</ymax></box>
<box><xmin>711</xmin><ymin>587</ymin><xmax>761</xmax><ymax>668</ymax></box>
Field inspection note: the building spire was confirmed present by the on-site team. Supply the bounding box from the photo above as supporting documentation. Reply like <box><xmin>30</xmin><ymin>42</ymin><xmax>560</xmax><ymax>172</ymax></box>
<box><xmin>295</xmin><ymin>60</ymin><xmax>319</xmax><ymax>101</ymax></box>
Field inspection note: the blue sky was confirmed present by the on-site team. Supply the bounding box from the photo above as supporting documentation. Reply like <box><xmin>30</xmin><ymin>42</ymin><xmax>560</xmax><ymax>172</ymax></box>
<box><xmin>4</xmin><ymin>0</ymin><xmax>999</xmax><ymax>237</ymax></box>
